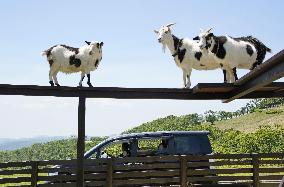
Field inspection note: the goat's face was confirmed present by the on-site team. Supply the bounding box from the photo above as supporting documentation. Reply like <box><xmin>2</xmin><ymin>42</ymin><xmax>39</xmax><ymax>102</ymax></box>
<box><xmin>154</xmin><ymin>23</ymin><xmax>175</xmax><ymax>52</ymax></box>
<box><xmin>86</xmin><ymin>41</ymin><xmax>104</xmax><ymax>55</ymax></box>
<box><xmin>154</xmin><ymin>26</ymin><xmax>172</xmax><ymax>44</ymax></box>
<box><xmin>198</xmin><ymin>28</ymin><xmax>214</xmax><ymax>50</ymax></box>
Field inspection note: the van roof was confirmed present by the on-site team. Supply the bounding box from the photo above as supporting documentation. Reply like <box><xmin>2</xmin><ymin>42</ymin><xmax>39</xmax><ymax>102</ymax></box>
<box><xmin>110</xmin><ymin>131</ymin><xmax>209</xmax><ymax>140</ymax></box>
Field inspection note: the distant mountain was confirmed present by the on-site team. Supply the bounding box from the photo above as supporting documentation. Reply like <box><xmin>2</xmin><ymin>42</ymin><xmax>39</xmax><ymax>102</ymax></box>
<box><xmin>0</xmin><ymin>138</ymin><xmax>12</xmax><ymax>144</ymax></box>
<box><xmin>0</xmin><ymin>136</ymin><xmax>65</xmax><ymax>151</ymax></box>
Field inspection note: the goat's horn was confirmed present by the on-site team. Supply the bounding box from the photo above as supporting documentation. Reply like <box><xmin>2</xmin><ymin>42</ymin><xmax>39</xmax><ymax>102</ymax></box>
<box><xmin>206</xmin><ymin>27</ymin><xmax>214</xmax><ymax>33</ymax></box>
<box><xmin>165</xmin><ymin>23</ymin><xmax>176</xmax><ymax>27</ymax></box>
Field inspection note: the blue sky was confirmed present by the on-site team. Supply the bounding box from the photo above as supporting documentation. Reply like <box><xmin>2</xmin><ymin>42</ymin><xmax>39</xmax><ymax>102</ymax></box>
<box><xmin>0</xmin><ymin>0</ymin><xmax>283</xmax><ymax>138</ymax></box>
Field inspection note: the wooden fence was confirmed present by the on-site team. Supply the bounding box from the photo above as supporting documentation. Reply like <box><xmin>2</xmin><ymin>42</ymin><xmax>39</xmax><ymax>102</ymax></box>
<box><xmin>0</xmin><ymin>153</ymin><xmax>283</xmax><ymax>187</ymax></box>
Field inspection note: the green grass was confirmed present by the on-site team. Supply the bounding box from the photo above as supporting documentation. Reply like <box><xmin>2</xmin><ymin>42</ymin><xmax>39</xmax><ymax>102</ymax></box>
<box><xmin>0</xmin><ymin>173</ymin><xmax>48</xmax><ymax>187</ymax></box>
<box><xmin>214</xmin><ymin>106</ymin><xmax>284</xmax><ymax>133</ymax></box>
<box><xmin>0</xmin><ymin>174</ymin><xmax>31</xmax><ymax>187</ymax></box>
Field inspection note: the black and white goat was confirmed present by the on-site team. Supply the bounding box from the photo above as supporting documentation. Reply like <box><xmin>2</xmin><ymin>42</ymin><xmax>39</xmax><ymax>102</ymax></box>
<box><xmin>196</xmin><ymin>28</ymin><xmax>271</xmax><ymax>82</ymax></box>
<box><xmin>41</xmin><ymin>41</ymin><xmax>103</xmax><ymax>87</ymax></box>
<box><xmin>154</xmin><ymin>23</ymin><xmax>224</xmax><ymax>88</ymax></box>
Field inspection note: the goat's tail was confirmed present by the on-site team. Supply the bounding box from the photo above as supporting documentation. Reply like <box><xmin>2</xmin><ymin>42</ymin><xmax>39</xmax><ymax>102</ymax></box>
<box><xmin>248</xmin><ymin>36</ymin><xmax>272</xmax><ymax>53</ymax></box>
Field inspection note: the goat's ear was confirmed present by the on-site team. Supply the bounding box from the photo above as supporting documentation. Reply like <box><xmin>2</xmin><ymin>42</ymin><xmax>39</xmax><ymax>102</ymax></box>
<box><xmin>100</xmin><ymin>42</ymin><xmax>104</xmax><ymax>46</ymax></box>
<box><xmin>154</xmin><ymin>29</ymin><xmax>159</xmax><ymax>34</ymax></box>
<box><xmin>85</xmin><ymin>41</ymin><xmax>91</xmax><ymax>45</ymax></box>
<box><xmin>206</xmin><ymin>27</ymin><xmax>214</xmax><ymax>33</ymax></box>
<box><xmin>193</xmin><ymin>36</ymin><xmax>200</xmax><ymax>40</ymax></box>
<box><xmin>167</xmin><ymin>27</ymin><xmax>171</xmax><ymax>32</ymax></box>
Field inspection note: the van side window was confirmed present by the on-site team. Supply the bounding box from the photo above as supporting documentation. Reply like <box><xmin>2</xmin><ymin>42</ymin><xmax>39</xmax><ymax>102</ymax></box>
<box><xmin>99</xmin><ymin>142</ymin><xmax>124</xmax><ymax>158</ymax></box>
<box><xmin>156</xmin><ymin>139</ymin><xmax>169</xmax><ymax>155</ymax></box>
<box><xmin>175</xmin><ymin>137</ymin><xmax>192</xmax><ymax>154</ymax></box>
<box><xmin>137</xmin><ymin>139</ymin><xmax>160</xmax><ymax>156</ymax></box>
<box><xmin>174</xmin><ymin>136</ymin><xmax>211</xmax><ymax>155</ymax></box>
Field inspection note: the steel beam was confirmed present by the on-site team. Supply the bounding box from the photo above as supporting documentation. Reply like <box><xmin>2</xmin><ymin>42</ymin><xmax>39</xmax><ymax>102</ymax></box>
<box><xmin>77</xmin><ymin>97</ymin><xmax>86</xmax><ymax>187</ymax></box>
<box><xmin>223</xmin><ymin>50</ymin><xmax>284</xmax><ymax>103</ymax></box>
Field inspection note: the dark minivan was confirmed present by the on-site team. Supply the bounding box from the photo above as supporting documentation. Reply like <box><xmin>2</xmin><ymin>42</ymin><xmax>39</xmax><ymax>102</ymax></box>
<box><xmin>84</xmin><ymin>131</ymin><xmax>212</xmax><ymax>158</ymax></box>
<box><xmin>48</xmin><ymin>131</ymin><xmax>213</xmax><ymax>185</ymax></box>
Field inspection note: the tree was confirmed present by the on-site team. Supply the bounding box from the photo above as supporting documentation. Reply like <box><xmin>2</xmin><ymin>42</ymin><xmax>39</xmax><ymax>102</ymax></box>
<box><xmin>204</xmin><ymin>110</ymin><xmax>218</xmax><ymax>125</ymax></box>
<box><xmin>233</xmin><ymin>110</ymin><xmax>240</xmax><ymax>118</ymax></box>
<box><xmin>227</xmin><ymin>112</ymin><xmax>233</xmax><ymax>119</ymax></box>
<box><xmin>218</xmin><ymin>111</ymin><xmax>228</xmax><ymax>120</ymax></box>
<box><xmin>240</xmin><ymin>107</ymin><xmax>247</xmax><ymax>115</ymax></box>
<box><xmin>188</xmin><ymin>113</ymin><xmax>203</xmax><ymax>125</ymax></box>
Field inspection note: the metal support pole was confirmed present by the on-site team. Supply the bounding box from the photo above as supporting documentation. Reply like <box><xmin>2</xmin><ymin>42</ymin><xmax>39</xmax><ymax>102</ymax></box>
<box><xmin>252</xmin><ymin>154</ymin><xmax>260</xmax><ymax>187</ymax></box>
<box><xmin>180</xmin><ymin>156</ymin><xmax>188</xmax><ymax>187</ymax></box>
<box><xmin>77</xmin><ymin>97</ymin><xmax>86</xmax><ymax>187</ymax></box>
<box><xmin>31</xmin><ymin>161</ymin><xmax>38</xmax><ymax>187</ymax></box>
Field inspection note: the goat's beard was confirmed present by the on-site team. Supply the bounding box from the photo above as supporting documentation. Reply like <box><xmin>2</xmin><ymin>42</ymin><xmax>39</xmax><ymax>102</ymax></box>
<box><xmin>162</xmin><ymin>43</ymin><xmax>166</xmax><ymax>53</ymax></box>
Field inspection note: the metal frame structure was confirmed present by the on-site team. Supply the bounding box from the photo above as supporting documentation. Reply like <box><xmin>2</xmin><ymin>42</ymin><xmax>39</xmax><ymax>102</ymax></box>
<box><xmin>0</xmin><ymin>49</ymin><xmax>283</xmax><ymax>187</ymax></box>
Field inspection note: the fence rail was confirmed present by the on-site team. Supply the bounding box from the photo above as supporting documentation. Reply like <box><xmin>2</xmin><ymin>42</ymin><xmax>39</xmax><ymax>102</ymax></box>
<box><xmin>0</xmin><ymin>153</ymin><xmax>283</xmax><ymax>187</ymax></box>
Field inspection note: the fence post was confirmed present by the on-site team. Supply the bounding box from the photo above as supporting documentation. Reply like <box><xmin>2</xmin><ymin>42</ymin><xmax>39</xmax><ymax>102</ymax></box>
<box><xmin>180</xmin><ymin>156</ymin><xmax>188</xmax><ymax>187</ymax></box>
<box><xmin>252</xmin><ymin>154</ymin><xmax>260</xmax><ymax>187</ymax></box>
<box><xmin>77</xmin><ymin>97</ymin><xmax>86</xmax><ymax>187</ymax></box>
<box><xmin>106</xmin><ymin>158</ymin><xmax>113</xmax><ymax>187</ymax></box>
<box><xmin>31</xmin><ymin>161</ymin><xmax>38</xmax><ymax>187</ymax></box>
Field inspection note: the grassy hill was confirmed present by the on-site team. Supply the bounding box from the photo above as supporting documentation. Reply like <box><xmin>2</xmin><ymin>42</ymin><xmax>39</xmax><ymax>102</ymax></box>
<box><xmin>215</xmin><ymin>106</ymin><xmax>284</xmax><ymax>132</ymax></box>
<box><xmin>124</xmin><ymin>106</ymin><xmax>284</xmax><ymax>134</ymax></box>
<box><xmin>125</xmin><ymin>109</ymin><xmax>284</xmax><ymax>154</ymax></box>
<box><xmin>0</xmin><ymin>138</ymin><xmax>105</xmax><ymax>162</ymax></box>
<box><xmin>0</xmin><ymin>105</ymin><xmax>283</xmax><ymax>162</ymax></box>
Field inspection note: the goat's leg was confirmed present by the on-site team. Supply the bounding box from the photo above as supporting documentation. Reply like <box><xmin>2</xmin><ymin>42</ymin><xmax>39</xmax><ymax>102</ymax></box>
<box><xmin>224</xmin><ymin>68</ymin><xmax>232</xmax><ymax>83</ymax></box>
<box><xmin>52</xmin><ymin>71</ymin><xmax>60</xmax><ymax>86</ymax></box>
<box><xmin>49</xmin><ymin>69</ymin><xmax>54</xmax><ymax>86</ymax></box>
<box><xmin>185</xmin><ymin>69</ymin><xmax>192</xmax><ymax>89</ymax></box>
<box><xmin>87</xmin><ymin>73</ymin><xmax>93</xmax><ymax>87</ymax></box>
<box><xmin>222</xmin><ymin>69</ymin><xmax>227</xmax><ymax>83</ymax></box>
<box><xmin>79</xmin><ymin>73</ymin><xmax>85</xmax><ymax>87</ymax></box>
<box><xmin>227</xmin><ymin>69</ymin><xmax>235</xmax><ymax>83</ymax></box>
<box><xmin>182</xmin><ymin>71</ymin><xmax>187</xmax><ymax>88</ymax></box>
<box><xmin>232</xmin><ymin>67</ymin><xmax>238</xmax><ymax>82</ymax></box>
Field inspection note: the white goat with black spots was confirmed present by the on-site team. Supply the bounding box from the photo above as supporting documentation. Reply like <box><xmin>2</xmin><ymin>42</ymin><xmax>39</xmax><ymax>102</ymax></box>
<box><xmin>41</xmin><ymin>41</ymin><xmax>103</xmax><ymax>87</ymax></box>
<box><xmin>197</xmin><ymin>28</ymin><xmax>271</xmax><ymax>83</ymax></box>
<box><xmin>154</xmin><ymin>23</ymin><xmax>224</xmax><ymax>88</ymax></box>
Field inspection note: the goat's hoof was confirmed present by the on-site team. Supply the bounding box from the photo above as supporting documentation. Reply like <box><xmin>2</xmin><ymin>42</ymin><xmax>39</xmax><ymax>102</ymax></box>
<box><xmin>87</xmin><ymin>83</ymin><xmax>93</xmax><ymax>87</ymax></box>
<box><xmin>55</xmin><ymin>83</ymin><xmax>60</xmax><ymax>86</ymax></box>
<box><xmin>185</xmin><ymin>84</ymin><xmax>191</xmax><ymax>89</ymax></box>
<box><xmin>49</xmin><ymin>81</ymin><xmax>54</xmax><ymax>86</ymax></box>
